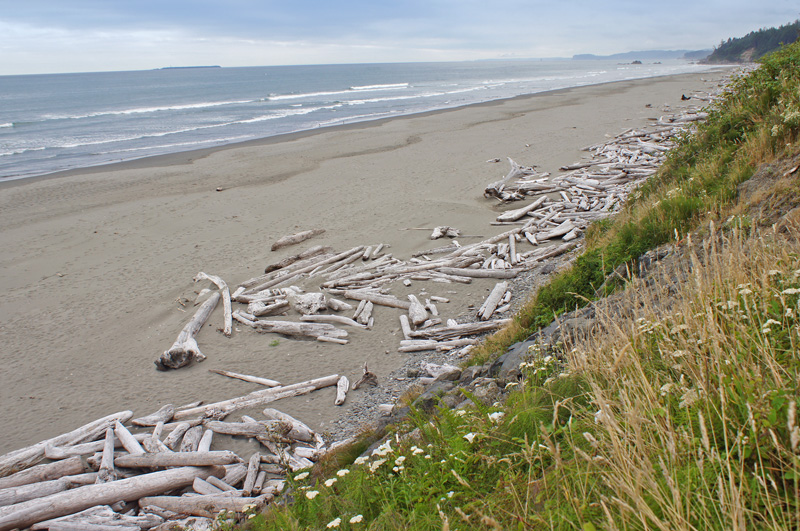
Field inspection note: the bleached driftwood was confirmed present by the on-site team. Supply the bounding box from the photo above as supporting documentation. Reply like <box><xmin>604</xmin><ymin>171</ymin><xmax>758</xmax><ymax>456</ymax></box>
<box><xmin>409</xmin><ymin>318</ymin><xmax>512</xmax><ymax>341</ymax></box>
<box><xmin>132</xmin><ymin>405</ymin><xmax>175</xmax><ymax>427</ymax></box>
<box><xmin>264</xmin><ymin>245</ymin><xmax>329</xmax><ymax>273</ymax></box>
<box><xmin>174</xmin><ymin>374</ymin><xmax>341</xmax><ymax>420</ymax></box>
<box><xmin>271</xmin><ymin>229</ymin><xmax>325</xmax><ymax>252</ymax></box>
<box><xmin>0</xmin><ymin>456</ymin><xmax>87</xmax><ymax>491</ymax></box>
<box><xmin>261</xmin><ymin>409</ymin><xmax>315</xmax><ymax>443</ymax></box>
<box><xmin>484</xmin><ymin>158</ymin><xmax>538</xmax><ymax>200</ymax></box>
<box><xmin>326</xmin><ymin>297</ymin><xmax>353</xmax><ymax>312</ymax></box>
<box><xmin>31</xmin><ymin>505</ymin><xmax>163</xmax><ymax>531</ymax></box>
<box><xmin>156</xmin><ymin>291</ymin><xmax>220</xmax><ymax>370</ymax></box>
<box><xmin>341</xmin><ymin>290</ymin><xmax>411</xmax><ymax>310</ymax></box>
<box><xmin>95</xmin><ymin>428</ymin><xmax>116</xmax><ymax>484</ymax></box>
<box><xmin>179</xmin><ymin>426</ymin><xmax>203</xmax><ymax>453</ymax></box>
<box><xmin>430</xmin><ymin>226</ymin><xmax>461</xmax><ymax>239</ymax></box>
<box><xmin>138</xmin><ymin>493</ymin><xmax>269</xmax><ymax>519</ymax></box>
<box><xmin>0</xmin><ymin>411</ymin><xmax>132</xmax><ymax>478</ymax></box>
<box><xmin>114</xmin><ymin>451</ymin><xmax>240</xmax><ymax>468</ymax></box>
<box><xmin>194</xmin><ymin>272</ymin><xmax>232</xmax><ymax>337</ymax></box>
<box><xmin>407</xmin><ymin>295</ymin><xmax>427</xmax><ymax>326</ymax></box>
<box><xmin>113</xmin><ymin>421</ymin><xmax>144</xmax><ymax>456</ymax></box>
<box><xmin>334</xmin><ymin>376</ymin><xmax>350</xmax><ymax>406</ymax></box>
<box><xmin>478</xmin><ymin>281</ymin><xmax>509</xmax><ymax>321</ymax></box>
<box><xmin>287</xmin><ymin>292</ymin><xmax>327</xmax><ymax>315</ymax></box>
<box><xmin>0</xmin><ymin>473</ymin><xmax>97</xmax><ymax>509</ymax></box>
<box><xmin>0</xmin><ymin>466</ymin><xmax>223</xmax><ymax>531</ymax></box>
<box><xmin>399</xmin><ymin>314</ymin><xmax>412</xmax><ymax>340</ymax></box>
<box><xmin>254</xmin><ymin>319</ymin><xmax>347</xmax><ymax>341</ymax></box>
<box><xmin>208</xmin><ymin>369</ymin><xmax>281</xmax><ymax>388</ymax></box>
<box><xmin>299</xmin><ymin>314</ymin><xmax>367</xmax><ymax>329</ymax></box>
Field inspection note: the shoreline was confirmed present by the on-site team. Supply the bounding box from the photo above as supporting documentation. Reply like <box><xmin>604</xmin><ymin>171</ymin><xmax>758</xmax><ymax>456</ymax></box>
<box><xmin>0</xmin><ymin>68</ymin><xmax>729</xmax><ymax>190</ymax></box>
<box><xmin>0</xmin><ymin>70</ymin><xmax>731</xmax><ymax>455</ymax></box>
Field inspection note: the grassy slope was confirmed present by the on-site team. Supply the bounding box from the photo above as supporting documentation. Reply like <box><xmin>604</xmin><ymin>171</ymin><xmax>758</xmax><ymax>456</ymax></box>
<box><xmin>238</xmin><ymin>42</ymin><xmax>800</xmax><ymax>530</ymax></box>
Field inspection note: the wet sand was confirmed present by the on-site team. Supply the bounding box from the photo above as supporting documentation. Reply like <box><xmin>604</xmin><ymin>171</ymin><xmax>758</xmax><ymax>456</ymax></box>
<box><xmin>0</xmin><ymin>71</ymin><xmax>728</xmax><ymax>454</ymax></box>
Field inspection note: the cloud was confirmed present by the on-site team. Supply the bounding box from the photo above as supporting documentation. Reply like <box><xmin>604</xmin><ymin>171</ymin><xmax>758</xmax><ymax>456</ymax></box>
<box><xmin>1</xmin><ymin>1</ymin><xmax>798</xmax><ymax>74</ymax></box>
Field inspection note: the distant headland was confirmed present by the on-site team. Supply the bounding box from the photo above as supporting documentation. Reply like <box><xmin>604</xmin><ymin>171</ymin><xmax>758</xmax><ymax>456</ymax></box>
<box><xmin>157</xmin><ymin>65</ymin><xmax>221</xmax><ymax>70</ymax></box>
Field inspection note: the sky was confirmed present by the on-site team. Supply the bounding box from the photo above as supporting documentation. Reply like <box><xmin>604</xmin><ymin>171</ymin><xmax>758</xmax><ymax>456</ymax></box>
<box><xmin>0</xmin><ymin>1</ymin><xmax>797</xmax><ymax>75</ymax></box>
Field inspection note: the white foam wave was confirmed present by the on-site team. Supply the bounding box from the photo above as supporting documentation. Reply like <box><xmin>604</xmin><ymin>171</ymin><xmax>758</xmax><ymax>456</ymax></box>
<box><xmin>44</xmin><ymin>99</ymin><xmax>255</xmax><ymax>122</ymax></box>
<box><xmin>0</xmin><ymin>123</ymin><xmax>13</xmax><ymax>129</ymax></box>
<box><xmin>269</xmin><ymin>83</ymin><xmax>408</xmax><ymax>102</ymax></box>
<box><xmin>350</xmin><ymin>83</ymin><xmax>408</xmax><ymax>91</ymax></box>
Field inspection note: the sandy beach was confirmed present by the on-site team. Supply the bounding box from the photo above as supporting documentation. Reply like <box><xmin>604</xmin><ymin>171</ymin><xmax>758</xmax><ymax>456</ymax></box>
<box><xmin>0</xmin><ymin>71</ymin><xmax>728</xmax><ymax>455</ymax></box>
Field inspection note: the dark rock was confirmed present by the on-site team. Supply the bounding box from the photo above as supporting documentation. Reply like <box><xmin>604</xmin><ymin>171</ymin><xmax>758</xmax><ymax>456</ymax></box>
<box><xmin>459</xmin><ymin>364</ymin><xmax>485</xmax><ymax>384</ymax></box>
<box><xmin>462</xmin><ymin>378</ymin><xmax>501</xmax><ymax>406</ymax></box>
<box><xmin>411</xmin><ymin>381</ymin><xmax>456</xmax><ymax>412</ymax></box>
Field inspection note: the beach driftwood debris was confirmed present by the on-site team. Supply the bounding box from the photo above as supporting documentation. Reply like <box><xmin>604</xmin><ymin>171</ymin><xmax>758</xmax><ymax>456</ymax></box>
<box><xmin>0</xmin><ymin>373</ymin><xmax>348</xmax><ymax>530</ymax></box>
<box><xmin>155</xmin><ymin>85</ymin><xmax>723</xmax><ymax>368</ymax></box>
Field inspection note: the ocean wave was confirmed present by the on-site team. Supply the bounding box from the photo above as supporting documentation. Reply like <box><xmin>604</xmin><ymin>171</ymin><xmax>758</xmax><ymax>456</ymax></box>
<box><xmin>42</xmin><ymin>99</ymin><xmax>256</xmax><ymax>122</ymax></box>
<box><xmin>0</xmin><ymin>146</ymin><xmax>46</xmax><ymax>157</ymax></box>
<box><xmin>268</xmin><ymin>83</ymin><xmax>409</xmax><ymax>102</ymax></box>
<box><xmin>350</xmin><ymin>83</ymin><xmax>409</xmax><ymax>91</ymax></box>
<box><xmin>95</xmin><ymin>135</ymin><xmax>254</xmax><ymax>155</ymax></box>
<box><xmin>0</xmin><ymin>123</ymin><xmax>13</xmax><ymax>129</ymax></box>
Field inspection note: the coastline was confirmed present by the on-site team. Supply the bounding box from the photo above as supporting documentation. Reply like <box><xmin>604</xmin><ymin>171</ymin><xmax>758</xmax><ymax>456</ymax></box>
<box><xmin>0</xmin><ymin>70</ymin><xmax>731</xmax><ymax>454</ymax></box>
<box><xmin>0</xmin><ymin>68</ymin><xmax>727</xmax><ymax>189</ymax></box>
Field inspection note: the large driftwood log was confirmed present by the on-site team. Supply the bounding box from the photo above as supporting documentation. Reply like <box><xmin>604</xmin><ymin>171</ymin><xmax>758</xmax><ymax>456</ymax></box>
<box><xmin>155</xmin><ymin>292</ymin><xmax>220</xmax><ymax>370</ymax></box>
<box><xmin>334</xmin><ymin>376</ymin><xmax>350</xmax><ymax>406</ymax></box>
<box><xmin>95</xmin><ymin>428</ymin><xmax>116</xmax><ymax>484</ymax></box>
<box><xmin>0</xmin><ymin>466</ymin><xmax>223</xmax><ymax>531</ymax></box>
<box><xmin>407</xmin><ymin>295</ymin><xmax>427</xmax><ymax>326</ymax></box>
<box><xmin>174</xmin><ymin>374</ymin><xmax>340</xmax><ymax>420</ymax></box>
<box><xmin>0</xmin><ymin>473</ymin><xmax>97</xmax><ymax>508</ymax></box>
<box><xmin>114</xmin><ymin>451</ymin><xmax>241</xmax><ymax>468</ymax></box>
<box><xmin>209</xmin><ymin>369</ymin><xmax>281</xmax><ymax>388</ymax></box>
<box><xmin>341</xmin><ymin>290</ymin><xmax>411</xmax><ymax>310</ymax></box>
<box><xmin>478</xmin><ymin>281</ymin><xmax>509</xmax><ymax>321</ymax></box>
<box><xmin>0</xmin><ymin>411</ymin><xmax>132</xmax><ymax>478</ymax></box>
<box><xmin>271</xmin><ymin>229</ymin><xmax>325</xmax><ymax>252</ymax></box>
<box><xmin>484</xmin><ymin>158</ymin><xmax>537</xmax><ymax>199</ymax></box>
<box><xmin>264</xmin><ymin>245</ymin><xmax>329</xmax><ymax>273</ymax></box>
<box><xmin>0</xmin><ymin>456</ymin><xmax>87</xmax><ymax>491</ymax></box>
<box><xmin>194</xmin><ymin>272</ymin><xmax>232</xmax><ymax>337</ymax></box>
<box><xmin>139</xmin><ymin>493</ymin><xmax>269</xmax><ymax>518</ymax></box>
<box><xmin>496</xmin><ymin>195</ymin><xmax>547</xmax><ymax>222</ymax></box>
<box><xmin>132</xmin><ymin>404</ymin><xmax>175</xmax><ymax>427</ymax></box>
<box><xmin>409</xmin><ymin>319</ymin><xmax>512</xmax><ymax>341</ymax></box>
<box><xmin>44</xmin><ymin>433</ymin><xmax>148</xmax><ymax>461</ymax></box>
<box><xmin>253</xmin><ymin>319</ymin><xmax>347</xmax><ymax>341</ymax></box>
<box><xmin>31</xmin><ymin>505</ymin><xmax>163</xmax><ymax>531</ymax></box>
<box><xmin>261</xmin><ymin>409</ymin><xmax>315</xmax><ymax>442</ymax></box>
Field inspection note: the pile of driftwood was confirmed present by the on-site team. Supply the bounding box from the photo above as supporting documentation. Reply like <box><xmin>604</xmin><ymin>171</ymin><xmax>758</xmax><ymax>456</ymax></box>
<box><xmin>156</xmin><ymin>89</ymin><xmax>728</xmax><ymax>370</ymax></box>
<box><xmin>0</xmin><ymin>371</ymin><xmax>362</xmax><ymax>530</ymax></box>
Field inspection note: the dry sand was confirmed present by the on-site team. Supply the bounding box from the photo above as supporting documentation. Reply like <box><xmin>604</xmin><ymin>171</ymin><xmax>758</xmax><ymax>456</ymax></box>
<box><xmin>0</xmin><ymin>71</ymin><xmax>728</xmax><ymax>454</ymax></box>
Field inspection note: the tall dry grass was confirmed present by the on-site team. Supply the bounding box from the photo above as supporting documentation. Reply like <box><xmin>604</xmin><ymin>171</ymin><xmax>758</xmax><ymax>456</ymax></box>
<box><xmin>565</xmin><ymin>222</ymin><xmax>800</xmax><ymax>530</ymax></box>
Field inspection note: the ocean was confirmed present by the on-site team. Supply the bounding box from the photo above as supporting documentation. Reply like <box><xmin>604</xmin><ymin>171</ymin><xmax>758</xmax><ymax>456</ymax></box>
<box><xmin>0</xmin><ymin>60</ymin><xmax>717</xmax><ymax>181</ymax></box>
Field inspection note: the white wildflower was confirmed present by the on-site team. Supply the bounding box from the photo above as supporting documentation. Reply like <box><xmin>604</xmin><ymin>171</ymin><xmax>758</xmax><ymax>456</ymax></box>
<box><xmin>350</xmin><ymin>514</ymin><xmax>364</xmax><ymax>524</ymax></box>
<box><xmin>455</xmin><ymin>409</ymin><xmax>467</xmax><ymax>417</ymax></box>
<box><xmin>353</xmin><ymin>456</ymin><xmax>369</xmax><ymax>465</ymax></box>
<box><xmin>412</xmin><ymin>446</ymin><xmax>424</xmax><ymax>455</ymax></box>
<box><xmin>326</xmin><ymin>517</ymin><xmax>341</xmax><ymax>528</ymax></box>
<box><xmin>463</xmin><ymin>432</ymin><xmax>476</xmax><ymax>443</ymax></box>
<box><xmin>305</xmin><ymin>490</ymin><xmax>320</xmax><ymax>499</ymax></box>
<box><xmin>447</xmin><ymin>491</ymin><xmax>455</xmax><ymax>498</ymax></box>
<box><xmin>765</xmin><ymin>318</ymin><xmax>781</xmax><ymax>327</ymax></box>
<box><xmin>336</xmin><ymin>469</ymin><xmax>350</xmax><ymax>477</ymax></box>
<box><xmin>324</xmin><ymin>478</ymin><xmax>337</xmax><ymax>487</ymax></box>
<box><xmin>294</xmin><ymin>472</ymin><xmax>310</xmax><ymax>481</ymax></box>
<box><xmin>782</xmin><ymin>288</ymin><xmax>800</xmax><ymax>295</ymax></box>
<box><xmin>488</xmin><ymin>411</ymin><xmax>505</xmax><ymax>423</ymax></box>
<box><xmin>395</xmin><ymin>455</ymin><xmax>406</xmax><ymax>466</ymax></box>
<box><xmin>368</xmin><ymin>459</ymin><xmax>386</xmax><ymax>473</ymax></box>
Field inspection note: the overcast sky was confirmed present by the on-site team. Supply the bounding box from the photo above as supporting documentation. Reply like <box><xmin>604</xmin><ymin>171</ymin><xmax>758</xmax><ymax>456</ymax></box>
<box><xmin>1</xmin><ymin>1</ymin><xmax>797</xmax><ymax>75</ymax></box>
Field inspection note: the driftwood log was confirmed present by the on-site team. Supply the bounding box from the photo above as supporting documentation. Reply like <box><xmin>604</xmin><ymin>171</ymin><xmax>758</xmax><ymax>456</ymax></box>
<box><xmin>0</xmin><ymin>466</ymin><xmax>224</xmax><ymax>531</ymax></box>
<box><xmin>271</xmin><ymin>229</ymin><xmax>325</xmax><ymax>252</ymax></box>
<box><xmin>156</xmin><ymin>292</ymin><xmax>220</xmax><ymax>370</ymax></box>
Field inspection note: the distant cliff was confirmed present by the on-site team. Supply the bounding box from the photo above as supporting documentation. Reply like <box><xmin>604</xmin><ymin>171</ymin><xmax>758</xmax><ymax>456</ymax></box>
<box><xmin>573</xmin><ymin>49</ymin><xmax>710</xmax><ymax>61</ymax></box>
<box><xmin>704</xmin><ymin>20</ymin><xmax>799</xmax><ymax>63</ymax></box>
